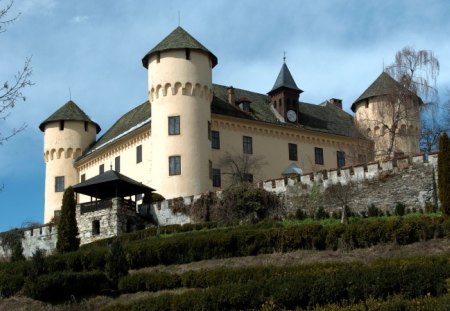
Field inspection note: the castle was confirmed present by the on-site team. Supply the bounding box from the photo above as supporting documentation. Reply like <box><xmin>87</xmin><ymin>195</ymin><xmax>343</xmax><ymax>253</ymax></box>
<box><xmin>39</xmin><ymin>26</ymin><xmax>421</xmax><ymax>224</ymax></box>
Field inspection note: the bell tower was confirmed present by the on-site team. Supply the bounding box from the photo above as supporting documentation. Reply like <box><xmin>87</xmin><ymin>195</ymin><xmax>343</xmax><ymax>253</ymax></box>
<box><xmin>40</xmin><ymin>101</ymin><xmax>100</xmax><ymax>223</ymax></box>
<box><xmin>268</xmin><ymin>60</ymin><xmax>303</xmax><ymax>123</ymax></box>
<box><xmin>142</xmin><ymin>27</ymin><xmax>218</xmax><ymax>199</ymax></box>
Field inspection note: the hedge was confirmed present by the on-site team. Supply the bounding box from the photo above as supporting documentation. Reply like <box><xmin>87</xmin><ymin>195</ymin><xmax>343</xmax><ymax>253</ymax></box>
<box><xmin>105</xmin><ymin>257</ymin><xmax>450</xmax><ymax>310</ymax></box>
<box><xmin>119</xmin><ymin>256</ymin><xmax>450</xmax><ymax>296</ymax></box>
<box><xmin>23</xmin><ymin>271</ymin><xmax>111</xmax><ymax>302</ymax></box>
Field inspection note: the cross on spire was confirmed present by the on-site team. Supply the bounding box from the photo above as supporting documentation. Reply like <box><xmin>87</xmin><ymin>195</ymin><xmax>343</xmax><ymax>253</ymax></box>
<box><xmin>283</xmin><ymin>51</ymin><xmax>286</xmax><ymax>63</ymax></box>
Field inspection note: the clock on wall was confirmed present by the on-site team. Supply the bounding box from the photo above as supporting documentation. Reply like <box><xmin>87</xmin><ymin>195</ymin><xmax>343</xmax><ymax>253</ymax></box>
<box><xmin>287</xmin><ymin>110</ymin><xmax>297</xmax><ymax>122</ymax></box>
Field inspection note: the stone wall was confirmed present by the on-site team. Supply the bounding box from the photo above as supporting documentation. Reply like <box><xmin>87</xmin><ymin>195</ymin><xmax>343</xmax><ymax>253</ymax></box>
<box><xmin>0</xmin><ymin>224</ymin><xmax>57</xmax><ymax>259</ymax></box>
<box><xmin>77</xmin><ymin>197</ymin><xmax>146</xmax><ymax>245</ymax></box>
<box><xmin>261</xmin><ymin>153</ymin><xmax>439</xmax><ymax>216</ymax></box>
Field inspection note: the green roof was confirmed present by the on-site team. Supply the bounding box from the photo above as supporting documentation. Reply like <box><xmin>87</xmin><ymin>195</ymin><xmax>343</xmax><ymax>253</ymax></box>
<box><xmin>39</xmin><ymin>100</ymin><xmax>100</xmax><ymax>133</ymax></box>
<box><xmin>269</xmin><ymin>63</ymin><xmax>302</xmax><ymax>94</ymax></box>
<box><xmin>142</xmin><ymin>26</ymin><xmax>218</xmax><ymax>68</ymax></box>
<box><xmin>77</xmin><ymin>86</ymin><xmax>366</xmax><ymax>162</ymax></box>
<box><xmin>81</xmin><ymin>101</ymin><xmax>151</xmax><ymax>157</ymax></box>
<box><xmin>351</xmin><ymin>71</ymin><xmax>422</xmax><ymax>112</ymax></box>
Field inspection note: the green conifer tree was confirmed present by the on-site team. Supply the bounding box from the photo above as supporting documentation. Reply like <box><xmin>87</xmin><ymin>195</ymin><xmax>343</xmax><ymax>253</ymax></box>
<box><xmin>438</xmin><ymin>133</ymin><xmax>450</xmax><ymax>215</ymax></box>
<box><xmin>10</xmin><ymin>240</ymin><xmax>25</xmax><ymax>262</ymax></box>
<box><xmin>56</xmin><ymin>186</ymin><xmax>80</xmax><ymax>252</ymax></box>
<box><xmin>105</xmin><ymin>238</ymin><xmax>129</xmax><ymax>285</ymax></box>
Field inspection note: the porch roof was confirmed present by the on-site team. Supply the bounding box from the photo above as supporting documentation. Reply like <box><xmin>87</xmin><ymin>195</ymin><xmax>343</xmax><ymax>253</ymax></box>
<box><xmin>72</xmin><ymin>170</ymin><xmax>154</xmax><ymax>199</ymax></box>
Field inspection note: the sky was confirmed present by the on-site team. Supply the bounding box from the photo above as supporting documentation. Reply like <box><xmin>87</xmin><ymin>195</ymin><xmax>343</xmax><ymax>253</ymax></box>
<box><xmin>0</xmin><ymin>0</ymin><xmax>449</xmax><ymax>232</ymax></box>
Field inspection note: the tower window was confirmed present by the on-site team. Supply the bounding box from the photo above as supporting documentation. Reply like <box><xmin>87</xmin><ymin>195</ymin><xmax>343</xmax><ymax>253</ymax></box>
<box><xmin>185</xmin><ymin>48</ymin><xmax>191</xmax><ymax>60</ymax></box>
<box><xmin>365</xmin><ymin>100</ymin><xmax>369</xmax><ymax>108</ymax></box>
<box><xmin>211</xmin><ymin>131</ymin><xmax>220</xmax><ymax>149</ymax></box>
<box><xmin>243</xmin><ymin>136</ymin><xmax>253</xmax><ymax>154</ymax></box>
<box><xmin>59</xmin><ymin>120</ymin><xmax>64</xmax><ymax>131</ymax></box>
<box><xmin>136</xmin><ymin>145</ymin><xmax>142</xmax><ymax>163</ymax></box>
<box><xmin>156</xmin><ymin>52</ymin><xmax>160</xmax><ymax>63</ymax></box>
<box><xmin>84</xmin><ymin>121</ymin><xmax>88</xmax><ymax>131</ymax></box>
<box><xmin>115</xmin><ymin>156</ymin><xmax>120</xmax><ymax>173</ymax></box>
<box><xmin>169</xmin><ymin>156</ymin><xmax>181</xmax><ymax>176</ymax></box>
<box><xmin>99</xmin><ymin>164</ymin><xmax>105</xmax><ymax>174</ymax></box>
<box><xmin>168</xmin><ymin>116</ymin><xmax>180</xmax><ymax>135</ymax></box>
<box><xmin>289</xmin><ymin>143</ymin><xmax>298</xmax><ymax>161</ymax></box>
<box><xmin>337</xmin><ymin>151</ymin><xmax>346</xmax><ymax>168</ymax></box>
<box><xmin>314</xmin><ymin>147</ymin><xmax>324</xmax><ymax>165</ymax></box>
<box><xmin>55</xmin><ymin>176</ymin><xmax>65</xmax><ymax>192</ymax></box>
<box><xmin>212</xmin><ymin>169</ymin><xmax>221</xmax><ymax>187</ymax></box>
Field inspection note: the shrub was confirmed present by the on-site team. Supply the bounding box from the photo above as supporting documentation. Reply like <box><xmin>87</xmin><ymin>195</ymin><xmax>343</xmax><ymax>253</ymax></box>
<box><xmin>105</xmin><ymin>239</ymin><xmax>129</xmax><ymax>285</ymax></box>
<box><xmin>57</xmin><ymin>186</ymin><xmax>80</xmax><ymax>253</ymax></box>
<box><xmin>24</xmin><ymin>271</ymin><xmax>110</xmax><ymax>302</ymax></box>
<box><xmin>367</xmin><ymin>204</ymin><xmax>382</xmax><ymax>217</ymax></box>
<box><xmin>395</xmin><ymin>202</ymin><xmax>406</xmax><ymax>216</ymax></box>
<box><xmin>315</xmin><ymin>206</ymin><xmax>328</xmax><ymax>220</ymax></box>
<box><xmin>295</xmin><ymin>208</ymin><xmax>307</xmax><ymax>220</ymax></box>
<box><xmin>438</xmin><ymin>133</ymin><xmax>450</xmax><ymax>216</ymax></box>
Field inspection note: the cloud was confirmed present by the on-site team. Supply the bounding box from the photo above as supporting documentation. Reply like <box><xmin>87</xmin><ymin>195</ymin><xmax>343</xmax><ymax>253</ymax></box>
<box><xmin>71</xmin><ymin>15</ymin><xmax>89</xmax><ymax>23</ymax></box>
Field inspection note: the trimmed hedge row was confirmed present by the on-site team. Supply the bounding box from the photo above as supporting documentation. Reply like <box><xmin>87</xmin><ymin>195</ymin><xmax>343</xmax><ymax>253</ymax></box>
<box><xmin>104</xmin><ymin>258</ymin><xmax>450</xmax><ymax>310</ymax></box>
<box><xmin>119</xmin><ymin>256</ymin><xmax>450</xmax><ymax>296</ymax></box>
<box><xmin>313</xmin><ymin>294</ymin><xmax>450</xmax><ymax>311</ymax></box>
<box><xmin>23</xmin><ymin>271</ymin><xmax>111</xmax><ymax>302</ymax></box>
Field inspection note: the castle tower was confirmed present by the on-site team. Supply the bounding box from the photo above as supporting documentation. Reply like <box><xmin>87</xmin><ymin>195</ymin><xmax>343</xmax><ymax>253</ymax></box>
<box><xmin>268</xmin><ymin>62</ymin><xmax>303</xmax><ymax>124</ymax></box>
<box><xmin>351</xmin><ymin>72</ymin><xmax>421</xmax><ymax>160</ymax></box>
<box><xmin>142</xmin><ymin>27</ymin><xmax>217</xmax><ymax>199</ymax></box>
<box><xmin>39</xmin><ymin>101</ymin><xmax>100</xmax><ymax>223</ymax></box>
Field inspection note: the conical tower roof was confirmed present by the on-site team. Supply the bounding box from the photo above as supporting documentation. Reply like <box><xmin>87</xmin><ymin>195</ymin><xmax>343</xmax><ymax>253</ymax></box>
<box><xmin>142</xmin><ymin>26</ymin><xmax>217</xmax><ymax>68</ymax></box>
<box><xmin>269</xmin><ymin>62</ymin><xmax>302</xmax><ymax>94</ymax></box>
<box><xmin>39</xmin><ymin>100</ymin><xmax>100</xmax><ymax>133</ymax></box>
<box><xmin>351</xmin><ymin>71</ymin><xmax>421</xmax><ymax>112</ymax></box>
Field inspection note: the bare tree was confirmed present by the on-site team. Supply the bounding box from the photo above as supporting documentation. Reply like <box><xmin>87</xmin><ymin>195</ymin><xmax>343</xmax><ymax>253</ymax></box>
<box><xmin>0</xmin><ymin>0</ymin><xmax>33</xmax><ymax>145</ymax></box>
<box><xmin>420</xmin><ymin>117</ymin><xmax>448</xmax><ymax>153</ymax></box>
<box><xmin>325</xmin><ymin>180</ymin><xmax>357</xmax><ymax>224</ymax></box>
<box><xmin>379</xmin><ymin>47</ymin><xmax>440</xmax><ymax>159</ymax></box>
<box><xmin>218</xmin><ymin>151</ymin><xmax>266</xmax><ymax>184</ymax></box>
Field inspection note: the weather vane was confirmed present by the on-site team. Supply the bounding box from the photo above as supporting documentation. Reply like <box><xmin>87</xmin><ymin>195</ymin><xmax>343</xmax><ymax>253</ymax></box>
<box><xmin>283</xmin><ymin>51</ymin><xmax>286</xmax><ymax>63</ymax></box>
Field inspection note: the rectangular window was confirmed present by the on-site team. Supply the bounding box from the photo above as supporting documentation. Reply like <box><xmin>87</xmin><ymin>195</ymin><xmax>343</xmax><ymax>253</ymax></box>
<box><xmin>92</xmin><ymin>220</ymin><xmax>100</xmax><ymax>235</ymax></box>
<box><xmin>55</xmin><ymin>176</ymin><xmax>65</xmax><ymax>192</ymax></box>
<box><xmin>315</xmin><ymin>147</ymin><xmax>324</xmax><ymax>165</ymax></box>
<box><xmin>209</xmin><ymin>160</ymin><xmax>212</xmax><ymax>180</ymax></box>
<box><xmin>84</xmin><ymin>121</ymin><xmax>88</xmax><ymax>132</ymax></box>
<box><xmin>99</xmin><ymin>164</ymin><xmax>105</xmax><ymax>174</ymax></box>
<box><xmin>81</xmin><ymin>174</ymin><xmax>86</xmax><ymax>182</ymax></box>
<box><xmin>211</xmin><ymin>131</ymin><xmax>220</xmax><ymax>149</ymax></box>
<box><xmin>59</xmin><ymin>120</ymin><xmax>64</xmax><ymax>131</ymax></box>
<box><xmin>337</xmin><ymin>151</ymin><xmax>346</xmax><ymax>168</ymax></box>
<box><xmin>289</xmin><ymin>143</ymin><xmax>298</xmax><ymax>161</ymax></box>
<box><xmin>136</xmin><ymin>145</ymin><xmax>142</xmax><ymax>163</ymax></box>
<box><xmin>168</xmin><ymin>116</ymin><xmax>180</xmax><ymax>135</ymax></box>
<box><xmin>169</xmin><ymin>156</ymin><xmax>181</xmax><ymax>176</ymax></box>
<box><xmin>208</xmin><ymin>121</ymin><xmax>211</xmax><ymax>140</ymax></box>
<box><xmin>212</xmin><ymin>169</ymin><xmax>221</xmax><ymax>187</ymax></box>
<box><xmin>115</xmin><ymin>156</ymin><xmax>120</xmax><ymax>172</ymax></box>
<box><xmin>243</xmin><ymin>136</ymin><xmax>253</xmax><ymax>154</ymax></box>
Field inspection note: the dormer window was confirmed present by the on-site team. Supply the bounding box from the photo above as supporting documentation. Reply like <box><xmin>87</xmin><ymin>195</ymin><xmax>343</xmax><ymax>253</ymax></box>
<box><xmin>236</xmin><ymin>96</ymin><xmax>251</xmax><ymax>112</ymax></box>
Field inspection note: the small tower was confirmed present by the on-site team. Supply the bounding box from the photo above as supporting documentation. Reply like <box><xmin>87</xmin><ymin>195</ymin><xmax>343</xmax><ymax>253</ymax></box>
<box><xmin>142</xmin><ymin>27</ymin><xmax>217</xmax><ymax>199</ymax></box>
<box><xmin>268</xmin><ymin>62</ymin><xmax>303</xmax><ymax>123</ymax></box>
<box><xmin>351</xmin><ymin>72</ymin><xmax>421</xmax><ymax>160</ymax></box>
<box><xmin>39</xmin><ymin>101</ymin><xmax>100</xmax><ymax>223</ymax></box>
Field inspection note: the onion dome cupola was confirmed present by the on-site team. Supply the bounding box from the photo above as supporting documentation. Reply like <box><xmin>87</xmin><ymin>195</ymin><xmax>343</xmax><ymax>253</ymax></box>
<box><xmin>39</xmin><ymin>100</ymin><xmax>101</xmax><ymax>133</ymax></box>
<box><xmin>142</xmin><ymin>26</ymin><xmax>218</xmax><ymax>69</ymax></box>
<box><xmin>268</xmin><ymin>62</ymin><xmax>303</xmax><ymax>123</ymax></box>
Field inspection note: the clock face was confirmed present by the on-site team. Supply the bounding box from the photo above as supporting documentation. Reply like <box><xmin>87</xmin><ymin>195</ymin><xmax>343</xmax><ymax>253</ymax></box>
<box><xmin>287</xmin><ymin>110</ymin><xmax>297</xmax><ymax>122</ymax></box>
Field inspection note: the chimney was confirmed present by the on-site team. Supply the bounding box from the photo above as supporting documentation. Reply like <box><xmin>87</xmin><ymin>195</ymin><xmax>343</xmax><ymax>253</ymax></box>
<box><xmin>330</xmin><ymin>98</ymin><xmax>342</xmax><ymax>110</ymax></box>
<box><xmin>227</xmin><ymin>86</ymin><xmax>235</xmax><ymax>105</ymax></box>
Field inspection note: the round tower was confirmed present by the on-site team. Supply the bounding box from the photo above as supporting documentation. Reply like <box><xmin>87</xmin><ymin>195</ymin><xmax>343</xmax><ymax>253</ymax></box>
<box><xmin>39</xmin><ymin>100</ymin><xmax>100</xmax><ymax>223</ymax></box>
<box><xmin>142</xmin><ymin>27</ymin><xmax>217</xmax><ymax>199</ymax></box>
<box><xmin>351</xmin><ymin>72</ymin><xmax>421</xmax><ymax>160</ymax></box>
